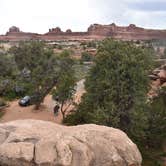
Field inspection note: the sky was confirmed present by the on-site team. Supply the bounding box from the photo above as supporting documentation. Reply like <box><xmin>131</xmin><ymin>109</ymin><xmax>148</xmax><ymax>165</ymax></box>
<box><xmin>0</xmin><ymin>0</ymin><xmax>166</xmax><ymax>34</ymax></box>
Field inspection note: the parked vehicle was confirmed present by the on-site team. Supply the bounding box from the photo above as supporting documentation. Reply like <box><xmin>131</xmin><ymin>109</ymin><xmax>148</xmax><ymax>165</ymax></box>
<box><xmin>18</xmin><ymin>96</ymin><xmax>31</xmax><ymax>106</ymax></box>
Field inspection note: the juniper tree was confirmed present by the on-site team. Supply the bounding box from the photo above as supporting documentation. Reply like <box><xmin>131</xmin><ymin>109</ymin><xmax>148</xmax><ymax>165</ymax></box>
<box><xmin>65</xmin><ymin>39</ymin><xmax>154</xmax><ymax>140</ymax></box>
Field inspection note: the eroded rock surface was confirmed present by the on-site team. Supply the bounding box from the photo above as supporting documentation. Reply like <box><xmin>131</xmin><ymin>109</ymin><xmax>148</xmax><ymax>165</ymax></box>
<box><xmin>1</xmin><ymin>23</ymin><xmax>166</xmax><ymax>41</ymax></box>
<box><xmin>0</xmin><ymin>119</ymin><xmax>142</xmax><ymax>166</ymax></box>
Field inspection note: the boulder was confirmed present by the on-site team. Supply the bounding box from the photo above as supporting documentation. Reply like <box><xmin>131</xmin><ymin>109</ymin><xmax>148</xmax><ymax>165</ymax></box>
<box><xmin>158</xmin><ymin>69</ymin><xmax>166</xmax><ymax>84</ymax></box>
<box><xmin>0</xmin><ymin>120</ymin><xmax>142</xmax><ymax>166</ymax></box>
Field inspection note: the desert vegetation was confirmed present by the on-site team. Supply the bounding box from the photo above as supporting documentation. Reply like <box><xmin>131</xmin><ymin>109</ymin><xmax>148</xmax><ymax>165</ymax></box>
<box><xmin>0</xmin><ymin>39</ymin><xmax>165</xmax><ymax>165</ymax></box>
<box><xmin>0</xmin><ymin>41</ymin><xmax>77</xmax><ymax>109</ymax></box>
<box><xmin>52</xmin><ymin>50</ymin><xmax>76</xmax><ymax>120</ymax></box>
<box><xmin>64</xmin><ymin>39</ymin><xmax>166</xmax><ymax>165</ymax></box>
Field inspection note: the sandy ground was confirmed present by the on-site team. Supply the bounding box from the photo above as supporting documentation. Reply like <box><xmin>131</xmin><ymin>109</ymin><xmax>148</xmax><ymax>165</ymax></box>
<box><xmin>0</xmin><ymin>95</ymin><xmax>62</xmax><ymax>124</ymax></box>
<box><xmin>0</xmin><ymin>80</ymin><xmax>85</xmax><ymax>124</ymax></box>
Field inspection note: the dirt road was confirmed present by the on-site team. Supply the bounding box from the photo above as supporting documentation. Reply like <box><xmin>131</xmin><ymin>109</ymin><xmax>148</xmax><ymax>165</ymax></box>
<box><xmin>0</xmin><ymin>79</ymin><xmax>85</xmax><ymax>124</ymax></box>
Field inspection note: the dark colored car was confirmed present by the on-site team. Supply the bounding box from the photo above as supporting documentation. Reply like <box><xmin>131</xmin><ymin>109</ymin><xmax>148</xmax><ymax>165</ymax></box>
<box><xmin>19</xmin><ymin>96</ymin><xmax>31</xmax><ymax>106</ymax></box>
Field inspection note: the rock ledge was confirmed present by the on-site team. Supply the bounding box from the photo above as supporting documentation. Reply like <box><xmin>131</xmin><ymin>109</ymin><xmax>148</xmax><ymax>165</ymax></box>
<box><xmin>0</xmin><ymin>119</ymin><xmax>142</xmax><ymax>166</ymax></box>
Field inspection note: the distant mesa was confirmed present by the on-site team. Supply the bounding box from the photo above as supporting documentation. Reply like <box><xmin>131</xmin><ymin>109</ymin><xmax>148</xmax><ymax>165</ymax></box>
<box><xmin>110</xmin><ymin>23</ymin><xmax>116</xmax><ymax>26</ymax></box>
<box><xmin>129</xmin><ymin>24</ymin><xmax>136</xmax><ymax>28</ymax></box>
<box><xmin>66</xmin><ymin>29</ymin><xmax>72</xmax><ymax>33</ymax></box>
<box><xmin>6</xmin><ymin>26</ymin><xmax>21</xmax><ymax>36</ymax></box>
<box><xmin>49</xmin><ymin>27</ymin><xmax>62</xmax><ymax>33</ymax></box>
<box><xmin>8</xmin><ymin>26</ymin><xmax>20</xmax><ymax>33</ymax></box>
<box><xmin>1</xmin><ymin>23</ymin><xmax>166</xmax><ymax>41</ymax></box>
<box><xmin>48</xmin><ymin>27</ymin><xmax>72</xmax><ymax>33</ymax></box>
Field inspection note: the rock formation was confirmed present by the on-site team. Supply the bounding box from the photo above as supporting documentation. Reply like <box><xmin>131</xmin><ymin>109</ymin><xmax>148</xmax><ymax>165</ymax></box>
<box><xmin>1</xmin><ymin>23</ymin><xmax>166</xmax><ymax>41</ymax></box>
<box><xmin>8</xmin><ymin>26</ymin><xmax>20</xmax><ymax>33</ymax></box>
<box><xmin>0</xmin><ymin>119</ymin><xmax>142</xmax><ymax>166</ymax></box>
<box><xmin>48</xmin><ymin>27</ymin><xmax>62</xmax><ymax>34</ymax></box>
<box><xmin>149</xmin><ymin>64</ymin><xmax>166</xmax><ymax>97</ymax></box>
<box><xmin>66</xmin><ymin>29</ymin><xmax>72</xmax><ymax>33</ymax></box>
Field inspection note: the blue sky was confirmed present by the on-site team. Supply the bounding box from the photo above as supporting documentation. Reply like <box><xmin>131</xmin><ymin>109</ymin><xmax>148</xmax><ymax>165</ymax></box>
<box><xmin>0</xmin><ymin>0</ymin><xmax>166</xmax><ymax>34</ymax></box>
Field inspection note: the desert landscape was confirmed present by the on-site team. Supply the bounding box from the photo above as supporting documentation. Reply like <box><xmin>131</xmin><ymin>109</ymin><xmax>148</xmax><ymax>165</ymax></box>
<box><xmin>0</xmin><ymin>0</ymin><xmax>166</xmax><ymax>166</ymax></box>
<box><xmin>1</xmin><ymin>23</ymin><xmax>166</xmax><ymax>41</ymax></box>
<box><xmin>0</xmin><ymin>26</ymin><xmax>166</xmax><ymax>166</ymax></box>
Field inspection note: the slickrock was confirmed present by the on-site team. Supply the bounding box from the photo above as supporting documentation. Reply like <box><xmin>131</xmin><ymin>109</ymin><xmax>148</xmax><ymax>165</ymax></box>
<box><xmin>0</xmin><ymin>119</ymin><xmax>142</xmax><ymax>166</ymax></box>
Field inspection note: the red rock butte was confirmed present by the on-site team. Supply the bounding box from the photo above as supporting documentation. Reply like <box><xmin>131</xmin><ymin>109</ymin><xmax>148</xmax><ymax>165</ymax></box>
<box><xmin>1</xmin><ymin>23</ymin><xmax>166</xmax><ymax>41</ymax></box>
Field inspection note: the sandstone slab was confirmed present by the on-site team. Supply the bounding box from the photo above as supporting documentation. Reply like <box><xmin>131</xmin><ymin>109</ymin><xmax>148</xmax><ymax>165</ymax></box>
<box><xmin>0</xmin><ymin>119</ymin><xmax>142</xmax><ymax>166</ymax></box>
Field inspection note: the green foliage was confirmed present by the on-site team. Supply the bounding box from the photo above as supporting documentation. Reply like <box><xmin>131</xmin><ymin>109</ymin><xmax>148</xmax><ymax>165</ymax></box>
<box><xmin>65</xmin><ymin>39</ymin><xmax>166</xmax><ymax>165</ymax></box>
<box><xmin>0</xmin><ymin>53</ymin><xmax>17</xmax><ymax>78</ymax></box>
<box><xmin>87</xmin><ymin>41</ymin><xmax>97</xmax><ymax>48</ymax></box>
<box><xmin>146</xmin><ymin>87</ymin><xmax>166</xmax><ymax>148</ymax></box>
<box><xmin>81</xmin><ymin>52</ymin><xmax>93</xmax><ymax>62</ymax></box>
<box><xmin>57</xmin><ymin>45</ymin><xmax>63</xmax><ymax>49</ymax></box>
<box><xmin>141</xmin><ymin>146</ymin><xmax>165</xmax><ymax>166</ymax></box>
<box><xmin>53</xmin><ymin>50</ymin><xmax>76</xmax><ymax>103</ymax></box>
<box><xmin>2</xmin><ymin>42</ymin><xmax>78</xmax><ymax>109</ymax></box>
<box><xmin>65</xmin><ymin>39</ymin><xmax>153</xmax><ymax>138</ymax></box>
<box><xmin>10</xmin><ymin>41</ymin><xmax>52</xmax><ymax>71</ymax></box>
<box><xmin>0</xmin><ymin>52</ymin><xmax>20</xmax><ymax>100</ymax></box>
<box><xmin>52</xmin><ymin>50</ymin><xmax>76</xmax><ymax>119</ymax></box>
<box><xmin>135</xmin><ymin>40</ymin><xmax>141</xmax><ymax>44</ymax></box>
<box><xmin>73</xmin><ymin>62</ymin><xmax>92</xmax><ymax>81</ymax></box>
<box><xmin>149</xmin><ymin>39</ymin><xmax>166</xmax><ymax>47</ymax></box>
<box><xmin>10</xmin><ymin>41</ymin><xmax>61</xmax><ymax>108</ymax></box>
<box><xmin>80</xmin><ymin>41</ymin><xmax>97</xmax><ymax>49</ymax></box>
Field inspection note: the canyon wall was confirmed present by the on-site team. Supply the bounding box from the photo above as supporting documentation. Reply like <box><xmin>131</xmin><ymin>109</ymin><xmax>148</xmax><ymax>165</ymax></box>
<box><xmin>1</xmin><ymin>24</ymin><xmax>166</xmax><ymax>41</ymax></box>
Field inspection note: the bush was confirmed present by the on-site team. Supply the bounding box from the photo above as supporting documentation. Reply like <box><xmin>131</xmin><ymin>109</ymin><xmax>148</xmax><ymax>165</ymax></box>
<box><xmin>65</xmin><ymin>39</ymin><xmax>154</xmax><ymax>136</ymax></box>
<box><xmin>81</xmin><ymin>52</ymin><xmax>93</xmax><ymax>62</ymax></box>
<box><xmin>3</xmin><ymin>91</ymin><xmax>18</xmax><ymax>101</ymax></box>
<box><xmin>147</xmin><ymin>87</ymin><xmax>166</xmax><ymax>148</ymax></box>
<box><xmin>65</xmin><ymin>39</ymin><xmax>166</xmax><ymax>164</ymax></box>
<box><xmin>87</xmin><ymin>41</ymin><xmax>97</xmax><ymax>48</ymax></box>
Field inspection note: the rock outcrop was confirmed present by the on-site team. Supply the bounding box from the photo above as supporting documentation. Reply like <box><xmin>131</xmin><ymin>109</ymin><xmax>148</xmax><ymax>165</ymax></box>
<box><xmin>48</xmin><ymin>27</ymin><xmax>62</xmax><ymax>34</ymax></box>
<box><xmin>66</xmin><ymin>29</ymin><xmax>72</xmax><ymax>33</ymax></box>
<box><xmin>1</xmin><ymin>23</ymin><xmax>166</xmax><ymax>41</ymax></box>
<box><xmin>149</xmin><ymin>64</ymin><xmax>166</xmax><ymax>97</ymax></box>
<box><xmin>8</xmin><ymin>26</ymin><xmax>20</xmax><ymax>33</ymax></box>
<box><xmin>0</xmin><ymin>119</ymin><xmax>142</xmax><ymax>166</ymax></box>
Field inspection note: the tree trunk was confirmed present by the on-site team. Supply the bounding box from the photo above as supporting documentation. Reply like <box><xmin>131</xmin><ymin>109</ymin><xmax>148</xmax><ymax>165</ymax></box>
<box><xmin>35</xmin><ymin>102</ymin><xmax>40</xmax><ymax>110</ymax></box>
<box><xmin>34</xmin><ymin>79</ymin><xmax>57</xmax><ymax>110</ymax></box>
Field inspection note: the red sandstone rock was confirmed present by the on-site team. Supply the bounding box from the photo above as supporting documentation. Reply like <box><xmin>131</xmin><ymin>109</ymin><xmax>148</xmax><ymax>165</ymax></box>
<box><xmin>48</xmin><ymin>27</ymin><xmax>62</xmax><ymax>34</ymax></box>
<box><xmin>66</xmin><ymin>29</ymin><xmax>72</xmax><ymax>33</ymax></box>
<box><xmin>8</xmin><ymin>26</ymin><xmax>20</xmax><ymax>33</ymax></box>
<box><xmin>1</xmin><ymin>23</ymin><xmax>166</xmax><ymax>41</ymax></box>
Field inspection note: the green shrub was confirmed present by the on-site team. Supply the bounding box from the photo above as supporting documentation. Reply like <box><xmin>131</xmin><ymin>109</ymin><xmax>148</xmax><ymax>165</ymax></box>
<box><xmin>81</xmin><ymin>52</ymin><xmax>93</xmax><ymax>62</ymax></box>
<box><xmin>4</xmin><ymin>91</ymin><xmax>18</xmax><ymax>101</ymax></box>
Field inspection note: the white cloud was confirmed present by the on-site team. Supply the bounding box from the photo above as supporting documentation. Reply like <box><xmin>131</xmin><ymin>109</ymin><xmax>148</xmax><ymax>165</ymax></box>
<box><xmin>0</xmin><ymin>0</ymin><xmax>166</xmax><ymax>34</ymax></box>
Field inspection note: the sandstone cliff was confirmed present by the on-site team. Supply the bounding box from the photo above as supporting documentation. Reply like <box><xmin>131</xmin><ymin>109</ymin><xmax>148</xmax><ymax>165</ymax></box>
<box><xmin>0</xmin><ymin>119</ymin><xmax>142</xmax><ymax>166</ymax></box>
<box><xmin>1</xmin><ymin>23</ymin><xmax>166</xmax><ymax>41</ymax></box>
